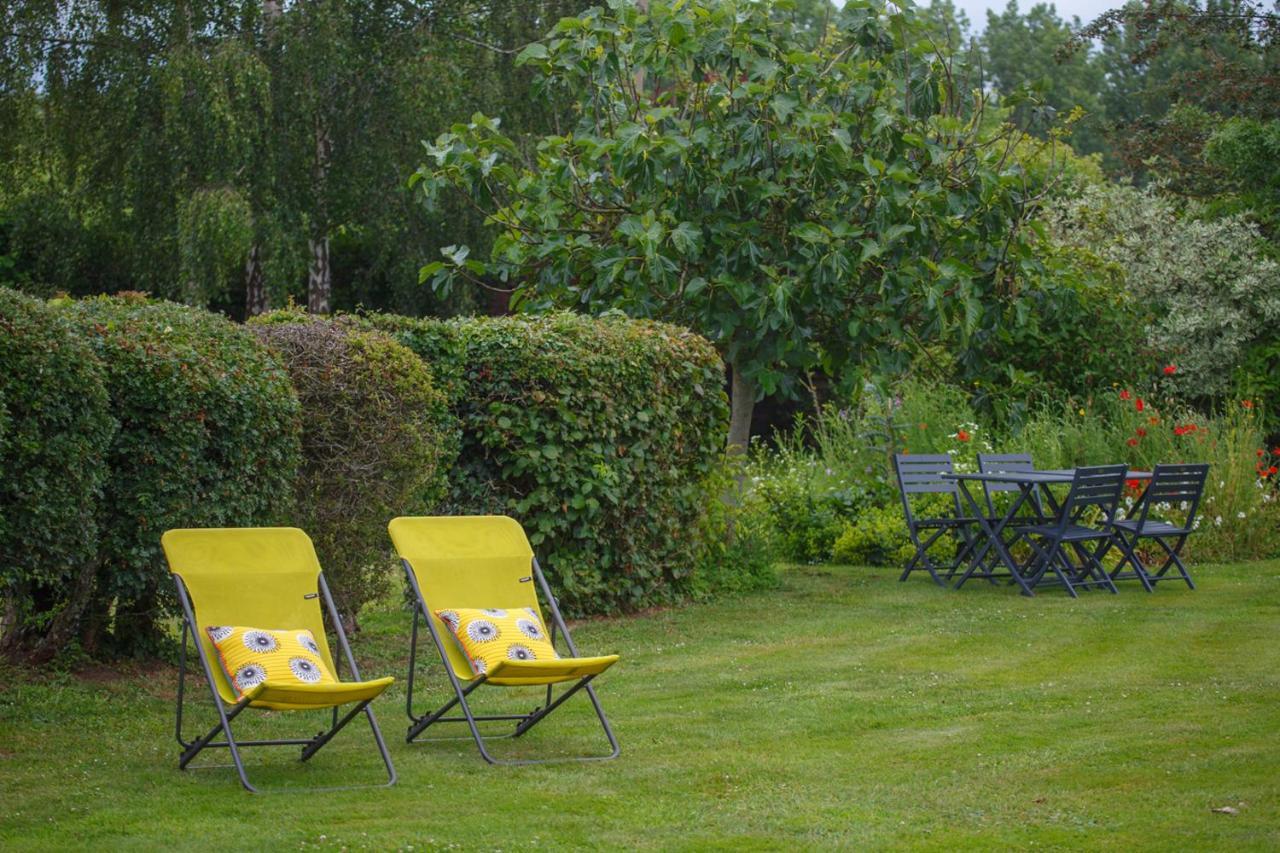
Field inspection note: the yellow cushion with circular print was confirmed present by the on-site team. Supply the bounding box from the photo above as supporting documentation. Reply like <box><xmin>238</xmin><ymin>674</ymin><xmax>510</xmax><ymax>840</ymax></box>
<box><xmin>206</xmin><ymin>625</ymin><xmax>337</xmax><ymax>700</ymax></box>
<box><xmin>435</xmin><ymin>607</ymin><xmax>559</xmax><ymax>677</ymax></box>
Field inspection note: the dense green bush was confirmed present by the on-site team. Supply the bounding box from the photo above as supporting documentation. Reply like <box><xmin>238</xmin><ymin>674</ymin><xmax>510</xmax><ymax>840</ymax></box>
<box><xmin>360</xmin><ymin>311</ymin><xmax>737</xmax><ymax>615</ymax></box>
<box><xmin>0</xmin><ymin>288</ymin><xmax>115</xmax><ymax>661</ymax></box>
<box><xmin>1044</xmin><ymin>183</ymin><xmax>1280</xmax><ymax>410</ymax></box>
<box><xmin>251</xmin><ymin>310</ymin><xmax>455</xmax><ymax>629</ymax></box>
<box><xmin>60</xmin><ymin>295</ymin><xmax>302</xmax><ymax>655</ymax></box>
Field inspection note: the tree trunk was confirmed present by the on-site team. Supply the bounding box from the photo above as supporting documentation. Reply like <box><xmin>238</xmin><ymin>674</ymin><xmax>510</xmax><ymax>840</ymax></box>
<box><xmin>727</xmin><ymin>365</ymin><xmax>756</xmax><ymax>456</ymax></box>
<box><xmin>244</xmin><ymin>244</ymin><xmax>267</xmax><ymax>317</ymax></box>
<box><xmin>307</xmin><ymin>236</ymin><xmax>330</xmax><ymax>314</ymax></box>
<box><xmin>307</xmin><ymin>115</ymin><xmax>332</xmax><ymax>314</ymax></box>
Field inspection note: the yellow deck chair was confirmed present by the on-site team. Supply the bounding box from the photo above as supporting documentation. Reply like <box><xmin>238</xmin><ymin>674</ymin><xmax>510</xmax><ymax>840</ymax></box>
<box><xmin>388</xmin><ymin>515</ymin><xmax>620</xmax><ymax>764</ymax></box>
<box><xmin>162</xmin><ymin>527</ymin><xmax>396</xmax><ymax>792</ymax></box>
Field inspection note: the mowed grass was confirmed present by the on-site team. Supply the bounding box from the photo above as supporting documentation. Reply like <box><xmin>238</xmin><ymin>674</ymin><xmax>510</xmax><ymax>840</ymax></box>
<box><xmin>2</xmin><ymin>561</ymin><xmax>1279</xmax><ymax>850</ymax></box>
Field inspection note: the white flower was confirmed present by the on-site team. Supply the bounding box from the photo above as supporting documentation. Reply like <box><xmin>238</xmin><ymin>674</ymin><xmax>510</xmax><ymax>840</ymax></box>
<box><xmin>1219</xmin><ymin>481</ymin><xmax>1226</xmax><ymax>489</ymax></box>
<box><xmin>1214</xmin><ymin>515</ymin><xmax>1223</xmax><ymax>526</ymax></box>
<box><xmin>1192</xmin><ymin>517</ymin><xmax>1201</xmax><ymax>529</ymax></box>
<box><xmin>1237</xmin><ymin>511</ymin><xmax>1247</xmax><ymax>519</ymax></box>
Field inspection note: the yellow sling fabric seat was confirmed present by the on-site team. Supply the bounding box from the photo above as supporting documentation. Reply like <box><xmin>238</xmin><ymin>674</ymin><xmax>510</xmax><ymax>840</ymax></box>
<box><xmin>389</xmin><ymin>515</ymin><xmax>620</xmax><ymax>764</ymax></box>
<box><xmin>242</xmin><ymin>676</ymin><xmax>397</xmax><ymax>711</ymax></box>
<box><xmin>161</xmin><ymin>527</ymin><xmax>396</xmax><ymax>791</ymax></box>
<box><xmin>484</xmin><ymin>655</ymin><xmax>620</xmax><ymax>687</ymax></box>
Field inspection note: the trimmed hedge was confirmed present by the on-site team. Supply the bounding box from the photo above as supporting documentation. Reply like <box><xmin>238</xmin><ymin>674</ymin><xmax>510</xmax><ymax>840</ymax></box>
<box><xmin>251</xmin><ymin>310</ymin><xmax>455</xmax><ymax>629</ymax></box>
<box><xmin>60</xmin><ymin>295</ymin><xmax>302</xmax><ymax>655</ymax></box>
<box><xmin>0</xmin><ymin>288</ymin><xmax>115</xmax><ymax>661</ymax></box>
<box><xmin>359</xmin><ymin>311</ymin><xmax>735</xmax><ymax>615</ymax></box>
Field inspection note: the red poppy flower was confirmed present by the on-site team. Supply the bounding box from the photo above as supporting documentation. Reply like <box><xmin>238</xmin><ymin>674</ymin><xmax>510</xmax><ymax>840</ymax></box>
<box><xmin>1270</xmin><ymin>466</ymin><xmax>1279</xmax><ymax>476</ymax></box>
<box><xmin>1136</xmin><ymin>398</ymin><xmax>1145</xmax><ymax>412</ymax></box>
<box><xmin>1163</xmin><ymin>365</ymin><xmax>1177</xmax><ymax>375</ymax></box>
<box><xmin>1242</xmin><ymin>399</ymin><xmax>1254</xmax><ymax>409</ymax></box>
<box><xmin>956</xmin><ymin>429</ymin><xmax>971</xmax><ymax>442</ymax></box>
<box><xmin>1126</xmin><ymin>479</ymin><xmax>1141</xmax><ymax>490</ymax></box>
<box><xmin>1259</xmin><ymin>449</ymin><xmax>1267</xmax><ymax>457</ymax></box>
<box><xmin>1119</xmin><ymin>389</ymin><xmax>1132</xmax><ymax>401</ymax></box>
<box><xmin>1127</xmin><ymin>438</ymin><xmax>1138</xmax><ymax>446</ymax></box>
<box><xmin>1273</xmin><ymin>448</ymin><xmax>1280</xmax><ymax>456</ymax></box>
<box><xmin>1136</xmin><ymin>428</ymin><xmax>1147</xmax><ymax>437</ymax></box>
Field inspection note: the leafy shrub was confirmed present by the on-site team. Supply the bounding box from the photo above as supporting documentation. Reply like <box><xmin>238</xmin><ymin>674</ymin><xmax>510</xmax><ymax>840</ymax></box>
<box><xmin>251</xmin><ymin>309</ymin><xmax>455</xmax><ymax>629</ymax></box>
<box><xmin>1010</xmin><ymin>390</ymin><xmax>1280</xmax><ymax>562</ymax></box>
<box><xmin>0</xmin><ymin>288</ymin><xmax>115</xmax><ymax>661</ymax></box>
<box><xmin>1043</xmin><ymin>182</ymin><xmax>1280</xmax><ymax>406</ymax></box>
<box><xmin>831</xmin><ymin>498</ymin><xmax>957</xmax><ymax>568</ymax></box>
<box><xmin>746</xmin><ymin>437</ymin><xmax>860</xmax><ymax>564</ymax></box>
<box><xmin>60</xmin><ymin>295</ymin><xmax>302</xmax><ymax>655</ymax></box>
<box><xmin>360</xmin><ymin>311</ymin><xmax>733</xmax><ymax>615</ymax></box>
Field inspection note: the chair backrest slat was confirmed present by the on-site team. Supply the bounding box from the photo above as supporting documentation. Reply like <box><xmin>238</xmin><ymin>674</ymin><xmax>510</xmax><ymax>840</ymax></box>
<box><xmin>893</xmin><ymin>453</ymin><xmax>962</xmax><ymax>528</ymax></box>
<box><xmin>1132</xmin><ymin>463</ymin><xmax>1210</xmax><ymax>528</ymax></box>
<box><xmin>977</xmin><ymin>453</ymin><xmax>1039</xmax><ymax>515</ymax></box>
<box><xmin>1061</xmin><ymin>464</ymin><xmax>1127</xmax><ymax>524</ymax></box>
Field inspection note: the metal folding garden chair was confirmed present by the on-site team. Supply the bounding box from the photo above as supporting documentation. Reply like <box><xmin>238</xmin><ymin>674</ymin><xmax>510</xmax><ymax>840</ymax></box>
<box><xmin>977</xmin><ymin>453</ymin><xmax>1046</xmax><ymax>521</ymax></box>
<box><xmin>1109</xmin><ymin>463</ymin><xmax>1209</xmax><ymax>591</ymax></box>
<box><xmin>389</xmin><ymin>515</ymin><xmax>619</xmax><ymax>765</ymax></box>
<box><xmin>1016</xmin><ymin>464</ymin><xmax>1128</xmax><ymax>597</ymax></box>
<box><xmin>893</xmin><ymin>453</ymin><xmax>982</xmax><ymax>586</ymax></box>
<box><xmin>162</xmin><ymin>527</ymin><xmax>397</xmax><ymax>793</ymax></box>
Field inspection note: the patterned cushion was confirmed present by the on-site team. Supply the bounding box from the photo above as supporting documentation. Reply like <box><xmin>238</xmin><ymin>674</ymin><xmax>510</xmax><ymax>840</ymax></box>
<box><xmin>435</xmin><ymin>607</ymin><xmax>559</xmax><ymax>677</ymax></box>
<box><xmin>206</xmin><ymin>625</ymin><xmax>337</xmax><ymax>700</ymax></box>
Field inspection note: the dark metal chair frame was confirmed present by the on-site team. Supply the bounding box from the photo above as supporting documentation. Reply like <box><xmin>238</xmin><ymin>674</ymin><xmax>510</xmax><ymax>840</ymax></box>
<box><xmin>1019</xmin><ymin>464</ymin><xmax>1128</xmax><ymax>597</ymax></box>
<box><xmin>172</xmin><ymin>572</ymin><xmax>397</xmax><ymax>793</ymax></box>
<box><xmin>1109</xmin><ymin>463</ymin><xmax>1209</xmax><ymax>591</ymax></box>
<box><xmin>402</xmin><ymin>556</ymin><xmax>620</xmax><ymax>765</ymax></box>
<box><xmin>893</xmin><ymin>453</ymin><xmax>982</xmax><ymax>586</ymax></box>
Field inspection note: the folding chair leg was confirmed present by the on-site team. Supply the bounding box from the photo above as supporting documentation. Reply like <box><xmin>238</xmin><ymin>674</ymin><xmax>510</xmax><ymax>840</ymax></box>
<box><xmin>512</xmin><ymin>674</ymin><xmax>597</xmax><ymax>737</ymax></box>
<box><xmin>1150</xmin><ymin>535</ymin><xmax>1196</xmax><ymax>589</ymax></box>
<box><xmin>1109</xmin><ymin>531</ymin><xmax>1156</xmax><ymax>592</ymax></box>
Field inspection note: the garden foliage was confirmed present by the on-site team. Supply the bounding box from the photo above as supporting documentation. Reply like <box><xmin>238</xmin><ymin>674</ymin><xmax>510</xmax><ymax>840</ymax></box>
<box><xmin>415</xmin><ymin>0</ymin><xmax>1049</xmax><ymax>447</ymax></box>
<box><xmin>59</xmin><ymin>295</ymin><xmax>302</xmax><ymax>655</ymax></box>
<box><xmin>250</xmin><ymin>309</ymin><xmax>455</xmax><ymax>630</ymax></box>
<box><xmin>360</xmin><ymin>311</ymin><xmax>755</xmax><ymax>614</ymax></box>
<box><xmin>1044</xmin><ymin>182</ymin><xmax>1280</xmax><ymax>410</ymax></box>
<box><xmin>0</xmin><ymin>288</ymin><xmax>115</xmax><ymax>660</ymax></box>
<box><xmin>754</xmin><ymin>376</ymin><xmax>1280</xmax><ymax>569</ymax></box>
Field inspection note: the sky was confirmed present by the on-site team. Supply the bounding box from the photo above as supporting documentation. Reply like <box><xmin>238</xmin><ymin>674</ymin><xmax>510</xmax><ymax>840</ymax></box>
<box><xmin>949</xmin><ymin>0</ymin><xmax>1120</xmax><ymax>31</ymax></box>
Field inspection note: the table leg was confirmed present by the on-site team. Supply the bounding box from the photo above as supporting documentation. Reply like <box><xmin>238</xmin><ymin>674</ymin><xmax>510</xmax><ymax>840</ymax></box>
<box><xmin>953</xmin><ymin>481</ymin><xmax>1036</xmax><ymax>596</ymax></box>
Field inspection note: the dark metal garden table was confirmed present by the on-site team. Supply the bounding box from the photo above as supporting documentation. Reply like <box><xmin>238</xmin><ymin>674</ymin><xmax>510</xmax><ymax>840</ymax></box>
<box><xmin>943</xmin><ymin>469</ymin><xmax>1152</xmax><ymax>596</ymax></box>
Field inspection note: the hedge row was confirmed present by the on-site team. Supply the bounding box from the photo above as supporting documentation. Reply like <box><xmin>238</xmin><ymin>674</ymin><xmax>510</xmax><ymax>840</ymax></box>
<box><xmin>2</xmin><ymin>289</ymin><xmax>752</xmax><ymax>662</ymax></box>
<box><xmin>249</xmin><ymin>310</ymin><xmax>456</xmax><ymax>629</ymax></box>
<box><xmin>357</xmin><ymin>311</ymin><xmax>746</xmax><ymax>615</ymax></box>
<box><xmin>0</xmin><ymin>289</ymin><xmax>114</xmax><ymax>661</ymax></box>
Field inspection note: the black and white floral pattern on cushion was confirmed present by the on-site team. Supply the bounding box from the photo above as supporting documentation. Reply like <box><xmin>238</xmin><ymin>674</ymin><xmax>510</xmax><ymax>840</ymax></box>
<box><xmin>289</xmin><ymin>656</ymin><xmax>323</xmax><ymax>683</ymax></box>
<box><xmin>524</xmin><ymin>607</ymin><xmax>540</xmax><ymax>621</ymax></box>
<box><xmin>297</xmin><ymin>632</ymin><xmax>321</xmax><ymax>655</ymax></box>
<box><xmin>206</xmin><ymin>626</ymin><xmax>234</xmax><ymax>643</ymax></box>
<box><xmin>243</xmin><ymin>629</ymin><xmax>278</xmax><ymax>653</ymax></box>
<box><xmin>466</xmin><ymin>619</ymin><xmax>499</xmax><ymax>643</ymax></box>
<box><xmin>516</xmin><ymin>617</ymin><xmax>543</xmax><ymax>641</ymax></box>
<box><xmin>234</xmin><ymin>662</ymin><xmax>267</xmax><ymax>694</ymax></box>
<box><xmin>438</xmin><ymin>610</ymin><xmax>460</xmax><ymax>631</ymax></box>
<box><xmin>481</xmin><ymin>608</ymin><xmax>507</xmax><ymax>617</ymax></box>
<box><xmin>507</xmin><ymin>644</ymin><xmax>536</xmax><ymax>662</ymax></box>
<box><xmin>471</xmin><ymin>658</ymin><xmax>488</xmax><ymax>675</ymax></box>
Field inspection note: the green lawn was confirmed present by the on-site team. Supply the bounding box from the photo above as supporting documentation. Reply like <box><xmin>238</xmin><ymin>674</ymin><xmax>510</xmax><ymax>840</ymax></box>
<box><xmin>3</xmin><ymin>562</ymin><xmax>1279</xmax><ymax>850</ymax></box>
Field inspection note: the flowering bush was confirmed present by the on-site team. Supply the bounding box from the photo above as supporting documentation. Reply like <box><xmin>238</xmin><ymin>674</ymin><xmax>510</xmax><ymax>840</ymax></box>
<box><xmin>1044</xmin><ymin>182</ymin><xmax>1280</xmax><ymax>408</ymax></box>
<box><xmin>747</xmin><ymin>376</ymin><xmax>1280</xmax><ymax>568</ymax></box>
